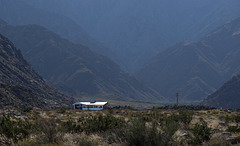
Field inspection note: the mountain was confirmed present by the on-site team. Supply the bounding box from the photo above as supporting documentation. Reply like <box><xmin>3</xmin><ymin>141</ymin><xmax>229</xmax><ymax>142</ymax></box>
<box><xmin>0</xmin><ymin>20</ymin><xmax>162</xmax><ymax>101</ymax></box>
<box><xmin>0</xmin><ymin>33</ymin><xmax>73</xmax><ymax>109</ymax></box>
<box><xmin>23</xmin><ymin>0</ymin><xmax>240</xmax><ymax>72</ymax></box>
<box><xmin>202</xmin><ymin>75</ymin><xmax>240</xmax><ymax>109</ymax></box>
<box><xmin>136</xmin><ymin>17</ymin><xmax>240</xmax><ymax>101</ymax></box>
<box><xmin>0</xmin><ymin>0</ymin><xmax>115</xmax><ymax>61</ymax></box>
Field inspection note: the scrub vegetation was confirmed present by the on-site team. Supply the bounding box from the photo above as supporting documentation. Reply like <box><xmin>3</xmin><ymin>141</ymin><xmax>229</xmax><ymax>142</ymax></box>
<box><xmin>0</xmin><ymin>108</ymin><xmax>240</xmax><ymax>145</ymax></box>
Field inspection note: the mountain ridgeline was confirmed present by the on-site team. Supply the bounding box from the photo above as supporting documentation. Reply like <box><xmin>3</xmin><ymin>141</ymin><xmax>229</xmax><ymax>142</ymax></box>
<box><xmin>0</xmin><ymin>20</ymin><xmax>162</xmax><ymax>101</ymax></box>
<box><xmin>136</xmin><ymin>17</ymin><xmax>240</xmax><ymax>102</ymax></box>
<box><xmin>202</xmin><ymin>75</ymin><xmax>240</xmax><ymax>109</ymax></box>
<box><xmin>23</xmin><ymin>0</ymin><xmax>240</xmax><ymax>72</ymax></box>
<box><xmin>0</xmin><ymin>0</ymin><xmax>115</xmax><ymax>61</ymax></box>
<box><xmin>1</xmin><ymin>0</ymin><xmax>240</xmax><ymax>108</ymax></box>
<box><xmin>0</xmin><ymin>33</ymin><xmax>73</xmax><ymax>108</ymax></box>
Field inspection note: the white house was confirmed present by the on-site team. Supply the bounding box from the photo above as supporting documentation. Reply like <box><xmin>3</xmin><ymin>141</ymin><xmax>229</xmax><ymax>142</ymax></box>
<box><xmin>73</xmin><ymin>101</ymin><xmax>108</xmax><ymax>111</ymax></box>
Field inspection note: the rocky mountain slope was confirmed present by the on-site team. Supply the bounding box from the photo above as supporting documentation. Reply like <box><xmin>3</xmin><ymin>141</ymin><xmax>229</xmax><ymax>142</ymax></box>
<box><xmin>0</xmin><ymin>33</ymin><xmax>73</xmax><ymax>109</ymax></box>
<box><xmin>136</xmin><ymin>17</ymin><xmax>240</xmax><ymax>101</ymax></box>
<box><xmin>23</xmin><ymin>0</ymin><xmax>240</xmax><ymax>72</ymax></box>
<box><xmin>0</xmin><ymin>0</ymin><xmax>115</xmax><ymax>60</ymax></box>
<box><xmin>0</xmin><ymin>20</ymin><xmax>162</xmax><ymax>101</ymax></box>
<box><xmin>202</xmin><ymin>75</ymin><xmax>240</xmax><ymax>109</ymax></box>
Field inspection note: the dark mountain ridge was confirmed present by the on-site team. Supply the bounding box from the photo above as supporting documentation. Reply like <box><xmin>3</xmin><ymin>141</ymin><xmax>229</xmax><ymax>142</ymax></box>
<box><xmin>136</xmin><ymin>17</ymin><xmax>240</xmax><ymax>101</ymax></box>
<box><xmin>0</xmin><ymin>20</ymin><xmax>162</xmax><ymax>101</ymax></box>
<box><xmin>23</xmin><ymin>0</ymin><xmax>240</xmax><ymax>72</ymax></box>
<box><xmin>0</xmin><ymin>33</ymin><xmax>73</xmax><ymax>108</ymax></box>
<box><xmin>202</xmin><ymin>75</ymin><xmax>240</xmax><ymax>109</ymax></box>
<box><xmin>0</xmin><ymin>0</ymin><xmax>116</xmax><ymax>62</ymax></box>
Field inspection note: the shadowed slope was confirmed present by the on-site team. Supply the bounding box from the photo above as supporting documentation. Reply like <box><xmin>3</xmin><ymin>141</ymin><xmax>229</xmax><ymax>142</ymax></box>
<box><xmin>202</xmin><ymin>75</ymin><xmax>240</xmax><ymax>108</ymax></box>
<box><xmin>136</xmin><ymin>17</ymin><xmax>240</xmax><ymax>101</ymax></box>
<box><xmin>0</xmin><ymin>33</ymin><xmax>73</xmax><ymax>108</ymax></box>
<box><xmin>0</xmin><ymin>21</ymin><xmax>162</xmax><ymax>101</ymax></box>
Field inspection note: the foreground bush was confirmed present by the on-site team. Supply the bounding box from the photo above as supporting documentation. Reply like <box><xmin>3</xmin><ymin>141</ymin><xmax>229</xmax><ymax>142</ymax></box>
<box><xmin>225</xmin><ymin>114</ymin><xmax>240</xmax><ymax>123</ymax></box>
<box><xmin>178</xmin><ymin>109</ymin><xmax>194</xmax><ymax>125</ymax></box>
<box><xmin>126</xmin><ymin>118</ymin><xmax>167</xmax><ymax>146</ymax></box>
<box><xmin>190</xmin><ymin>119</ymin><xmax>212</xmax><ymax>144</ymax></box>
<box><xmin>35</xmin><ymin>117</ymin><xmax>62</xmax><ymax>144</ymax></box>
<box><xmin>0</xmin><ymin>115</ymin><xmax>32</xmax><ymax>143</ymax></box>
<box><xmin>82</xmin><ymin>115</ymin><xmax>125</xmax><ymax>134</ymax></box>
<box><xmin>61</xmin><ymin>119</ymin><xmax>83</xmax><ymax>134</ymax></box>
<box><xmin>160</xmin><ymin>114</ymin><xmax>179</xmax><ymax>141</ymax></box>
<box><xmin>61</xmin><ymin>114</ymin><xmax>125</xmax><ymax>134</ymax></box>
<box><xmin>227</xmin><ymin>125</ymin><xmax>240</xmax><ymax>133</ymax></box>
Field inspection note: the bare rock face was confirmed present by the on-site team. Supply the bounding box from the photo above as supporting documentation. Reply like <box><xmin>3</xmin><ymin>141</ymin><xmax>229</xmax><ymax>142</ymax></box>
<box><xmin>0</xmin><ymin>33</ymin><xmax>73</xmax><ymax>109</ymax></box>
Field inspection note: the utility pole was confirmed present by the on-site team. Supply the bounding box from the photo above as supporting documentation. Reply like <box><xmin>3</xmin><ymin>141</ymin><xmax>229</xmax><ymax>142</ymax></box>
<box><xmin>176</xmin><ymin>93</ymin><xmax>179</xmax><ymax>106</ymax></box>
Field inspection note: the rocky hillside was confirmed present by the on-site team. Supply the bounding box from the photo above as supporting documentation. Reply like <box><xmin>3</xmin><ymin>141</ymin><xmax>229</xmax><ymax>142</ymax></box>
<box><xmin>0</xmin><ymin>21</ymin><xmax>162</xmax><ymax>101</ymax></box>
<box><xmin>0</xmin><ymin>34</ymin><xmax>73</xmax><ymax>109</ymax></box>
<box><xmin>0</xmin><ymin>0</ymin><xmax>115</xmax><ymax>60</ymax></box>
<box><xmin>136</xmin><ymin>17</ymin><xmax>240</xmax><ymax>101</ymax></box>
<box><xmin>202</xmin><ymin>75</ymin><xmax>240</xmax><ymax>109</ymax></box>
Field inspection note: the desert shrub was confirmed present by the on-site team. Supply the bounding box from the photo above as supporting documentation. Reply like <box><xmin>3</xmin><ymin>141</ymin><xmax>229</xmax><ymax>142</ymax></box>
<box><xmin>224</xmin><ymin>114</ymin><xmax>240</xmax><ymax>124</ymax></box>
<box><xmin>61</xmin><ymin>120</ymin><xmax>82</xmax><ymax>133</ymax></box>
<box><xmin>146</xmin><ymin>121</ymin><xmax>167</xmax><ymax>146</ymax></box>
<box><xmin>105</xmin><ymin>123</ymin><xmax>129</xmax><ymax>144</ymax></box>
<box><xmin>142</xmin><ymin>114</ymin><xmax>153</xmax><ymax>122</ymax></box>
<box><xmin>62</xmin><ymin>115</ymin><xmax>125</xmax><ymax>134</ymax></box>
<box><xmin>234</xmin><ymin>115</ymin><xmax>240</xmax><ymax>123</ymax></box>
<box><xmin>224</xmin><ymin>115</ymin><xmax>231</xmax><ymax>124</ymax></box>
<box><xmin>159</xmin><ymin>110</ymin><xmax>193</xmax><ymax>126</ymax></box>
<box><xmin>205</xmin><ymin>138</ymin><xmax>232</xmax><ymax>146</ymax></box>
<box><xmin>137</xmin><ymin>110</ymin><xmax>165</xmax><ymax>122</ymax></box>
<box><xmin>190</xmin><ymin>119</ymin><xmax>212</xmax><ymax>145</ymax></box>
<box><xmin>160</xmin><ymin>114</ymin><xmax>179</xmax><ymax>140</ymax></box>
<box><xmin>82</xmin><ymin>115</ymin><xmax>125</xmax><ymax>134</ymax></box>
<box><xmin>227</xmin><ymin>125</ymin><xmax>240</xmax><ymax>133</ymax></box>
<box><xmin>16</xmin><ymin>137</ymin><xmax>41</xmax><ymax>146</ymax></box>
<box><xmin>125</xmin><ymin>118</ymin><xmax>146</xmax><ymax>146</ymax></box>
<box><xmin>62</xmin><ymin>133</ymin><xmax>103</xmax><ymax>146</ymax></box>
<box><xmin>107</xmin><ymin>108</ymin><xmax>114</xmax><ymax>115</ymax></box>
<box><xmin>178</xmin><ymin>109</ymin><xmax>194</xmax><ymax>125</ymax></box>
<box><xmin>57</xmin><ymin>107</ymin><xmax>67</xmax><ymax>114</ymax></box>
<box><xmin>35</xmin><ymin>117</ymin><xmax>61</xmax><ymax>144</ymax></box>
<box><xmin>0</xmin><ymin>135</ymin><xmax>14</xmax><ymax>146</ymax></box>
<box><xmin>76</xmin><ymin>138</ymin><xmax>99</xmax><ymax>146</ymax></box>
<box><xmin>19</xmin><ymin>106</ymin><xmax>33</xmax><ymax>113</ymax></box>
<box><xmin>0</xmin><ymin>115</ymin><xmax>32</xmax><ymax>143</ymax></box>
<box><xmin>126</xmin><ymin>118</ymin><xmax>166</xmax><ymax>146</ymax></box>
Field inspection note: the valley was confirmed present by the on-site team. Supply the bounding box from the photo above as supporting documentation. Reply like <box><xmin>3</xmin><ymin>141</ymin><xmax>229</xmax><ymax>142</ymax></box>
<box><xmin>1</xmin><ymin>1</ymin><xmax>240</xmax><ymax>145</ymax></box>
<box><xmin>0</xmin><ymin>21</ymin><xmax>162</xmax><ymax>102</ymax></box>
<box><xmin>1</xmin><ymin>0</ymin><xmax>240</xmax><ymax>108</ymax></box>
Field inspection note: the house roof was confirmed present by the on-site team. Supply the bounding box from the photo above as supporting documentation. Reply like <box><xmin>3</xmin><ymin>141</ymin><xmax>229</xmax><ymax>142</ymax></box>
<box><xmin>73</xmin><ymin>102</ymin><xmax>108</xmax><ymax>106</ymax></box>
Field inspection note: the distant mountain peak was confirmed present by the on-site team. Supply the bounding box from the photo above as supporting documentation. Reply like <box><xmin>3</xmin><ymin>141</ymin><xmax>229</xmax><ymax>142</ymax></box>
<box><xmin>136</xmin><ymin>16</ymin><xmax>240</xmax><ymax>102</ymax></box>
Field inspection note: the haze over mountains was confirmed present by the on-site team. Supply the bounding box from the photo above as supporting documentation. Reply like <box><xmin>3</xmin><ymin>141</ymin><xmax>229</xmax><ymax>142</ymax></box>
<box><xmin>0</xmin><ymin>0</ymin><xmax>115</xmax><ymax>60</ymax></box>
<box><xmin>137</xmin><ymin>17</ymin><xmax>240</xmax><ymax>102</ymax></box>
<box><xmin>0</xmin><ymin>33</ymin><xmax>72</xmax><ymax>108</ymax></box>
<box><xmin>0</xmin><ymin>20</ymin><xmax>161</xmax><ymax>102</ymax></box>
<box><xmin>23</xmin><ymin>0</ymin><xmax>240</xmax><ymax>72</ymax></box>
<box><xmin>1</xmin><ymin>0</ymin><xmax>240</xmax><ymax>108</ymax></box>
